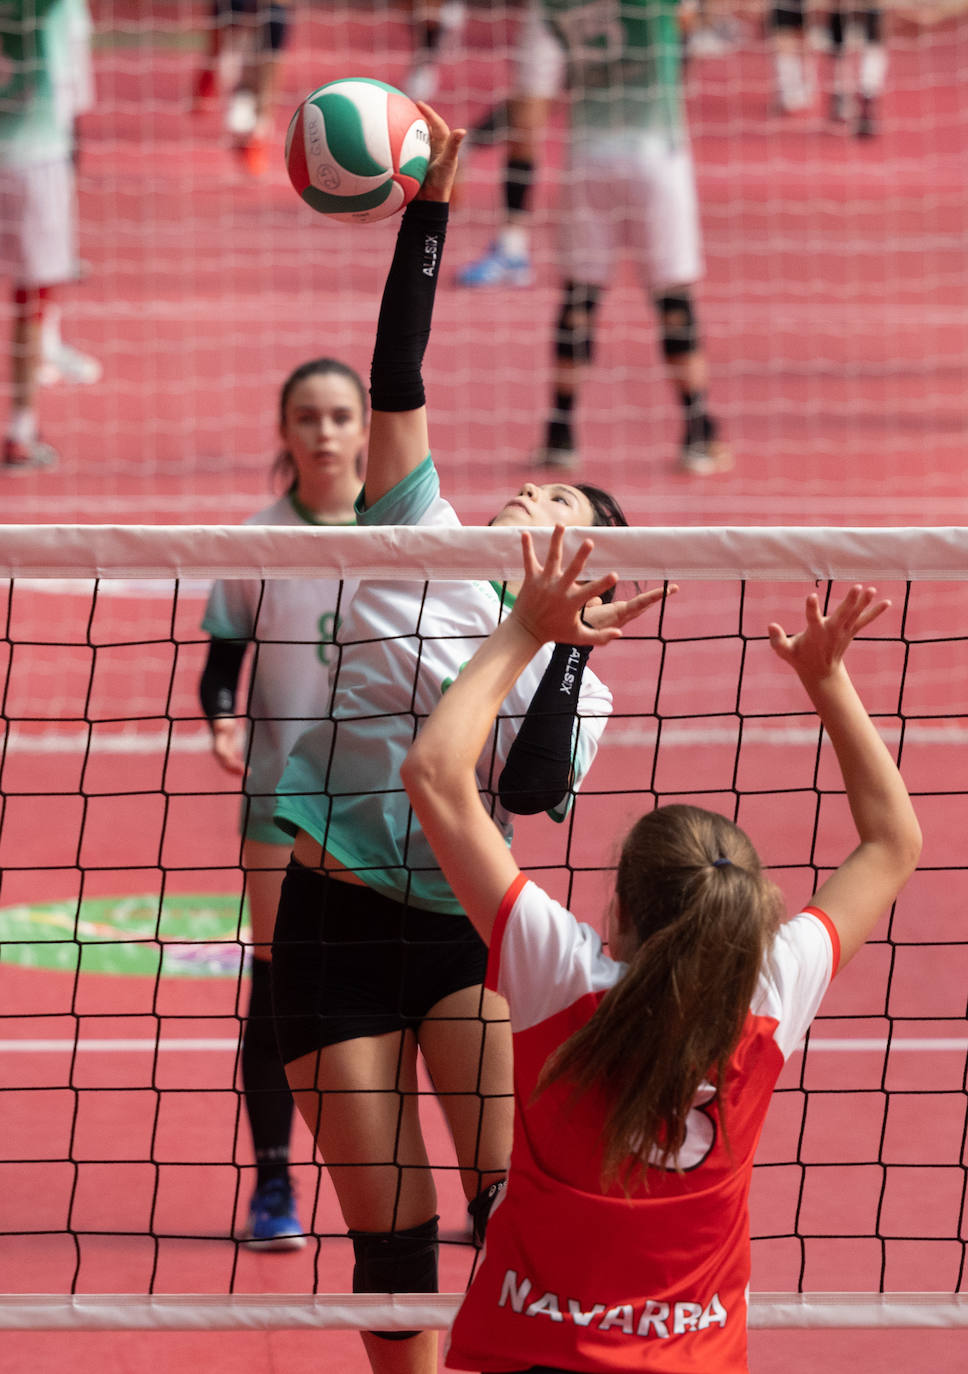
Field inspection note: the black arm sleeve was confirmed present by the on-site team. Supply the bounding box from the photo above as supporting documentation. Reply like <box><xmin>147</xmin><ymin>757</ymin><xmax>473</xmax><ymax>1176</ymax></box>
<box><xmin>498</xmin><ymin>643</ymin><xmax>593</xmax><ymax>816</ymax></box>
<box><xmin>369</xmin><ymin>198</ymin><xmax>449</xmax><ymax>413</ymax></box>
<box><xmin>199</xmin><ymin>638</ymin><xmax>247</xmax><ymax>722</ymax></box>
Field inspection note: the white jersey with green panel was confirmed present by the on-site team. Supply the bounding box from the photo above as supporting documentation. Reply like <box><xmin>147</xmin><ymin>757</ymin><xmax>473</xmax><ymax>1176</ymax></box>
<box><xmin>542</xmin><ymin>0</ymin><xmax>685</xmax><ymax>138</ymax></box>
<box><xmin>202</xmin><ymin>492</ymin><xmax>357</xmax><ymax>845</ymax></box>
<box><xmin>274</xmin><ymin>457</ymin><xmax>612</xmax><ymax>914</ymax></box>
<box><xmin>0</xmin><ymin>0</ymin><xmax>76</xmax><ymax>168</ymax></box>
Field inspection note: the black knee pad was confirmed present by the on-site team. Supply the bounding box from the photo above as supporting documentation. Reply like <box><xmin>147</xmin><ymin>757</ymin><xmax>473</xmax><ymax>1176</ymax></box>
<box><xmin>264</xmin><ymin>4</ymin><xmax>289</xmax><ymax>53</ymax></box>
<box><xmin>554</xmin><ymin>281</ymin><xmax>601</xmax><ymax>365</ymax></box>
<box><xmin>770</xmin><ymin>3</ymin><xmax>806</xmax><ymax>32</ymax></box>
<box><xmin>862</xmin><ymin>7</ymin><xmax>883</xmax><ymax>44</ymax></box>
<box><xmin>350</xmin><ymin>1215</ymin><xmax>439</xmax><ymax>1341</ymax></box>
<box><xmin>656</xmin><ymin>291</ymin><xmax>698</xmax><ymax>359</ymax></box>
<box><xmin>467</xmin><ymin>1179</ymin><xmax>506</xmax><ymax>1247</ymax></box>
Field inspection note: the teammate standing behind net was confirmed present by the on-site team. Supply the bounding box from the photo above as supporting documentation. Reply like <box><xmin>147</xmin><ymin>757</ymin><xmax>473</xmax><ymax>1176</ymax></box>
<box><xmin>0</xmin><ymin>0</ymin><xmax>100</xmax><ymax>472</ymax></box>
<box><xmin>270</xmin><ymin>104</ymin><xmax>633</xmax><ymax>1374</ymax></box>
<box><xmin>199</xmin><ymin>358</ymin><xmax>366</xmax><ymax>1248</ymax></box>
<box><xmin>191</xmin><ymin>0</ymin><xmax>292</xmax><ymax>177</ymax></box>
<box><xmin>531</xmin><ymin>0</ymin><xmax>732</xmax><ymax>477</ymax></box>
<box><xmin>402</xmin><ymin>529</ymin><xmax>921</xmax><ymax>1373</ymax></box>
<box><xmin>456</xmin><ymin>0</ymin><xmax>565</xmax><ymax>289</ymax></box>
<box><xmin>769</xmin><ymin>4</ymin><xmax>887</xmax><ymax>135</ymax></box>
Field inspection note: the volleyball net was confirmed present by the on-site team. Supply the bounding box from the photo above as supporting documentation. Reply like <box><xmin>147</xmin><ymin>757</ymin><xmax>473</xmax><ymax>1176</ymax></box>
<box><xmin>1</xmin><ymin>521</ymin><xmax>967</xmax><ymax>1330</ymax></box>
<box><xmin>16</xmin><ymin>2</ymin><xmax>968</xmax><ymax>526</ymax></box>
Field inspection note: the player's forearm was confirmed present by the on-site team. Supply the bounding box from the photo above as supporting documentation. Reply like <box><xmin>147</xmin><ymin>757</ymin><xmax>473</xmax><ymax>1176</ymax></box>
<box><xmin>806</xmin><ymin>666</ymin><xmax>920</xmax><ymax>866</ymax></box>
<box><xmin>365</xmin><ymin>200</ymin><xmax>448</xmax><ymax>505</ymax></box>
<box><xmin>199</xmin><ymin>638</ymin><xmax>247</xmax><ymax>721</ymax></box>
<box><xmin>498</xmin><ymin>641</ymin><xmax>592</xmax><ymax>814</ymax></box>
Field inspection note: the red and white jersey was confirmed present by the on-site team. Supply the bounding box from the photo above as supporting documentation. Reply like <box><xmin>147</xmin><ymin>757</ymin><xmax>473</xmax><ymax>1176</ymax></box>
<box><xmin>445</xmin><ymin>875</ymin><xmax>840</xmax><ymax>1373</ymax></box>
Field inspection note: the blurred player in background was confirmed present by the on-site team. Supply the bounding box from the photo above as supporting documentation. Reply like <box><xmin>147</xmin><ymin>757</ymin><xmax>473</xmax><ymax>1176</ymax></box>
<box><xmin>456</xmin><ymin>0</ymin><xmax>564</xmax><ymax>288</ymax></box>
<box><xmin>0</xmin><ymin>0</ymin><xmax>101</xmax><ymax>473</ymax></box>
<box><xmin>769</xmin><ymin>1</ymin><xmax>815</xmax><ymax>112</ymax></box>
<box><xmin>532</xmin><ymin>0</ymin><xmax>731</xmax><ymax>477</ymax></box>
<box><xmin>406</xmin><ymin>0</ymin><xmax>467</xmax><ymax>102</ymax></box>
<box><xmin>827</xmin><ymin>5</ymin><xmax>887</xmax><ymax>137</ymax></box>
<box><xmin>37</xmin><ymin>0</ymin><xmax>100</xmax><ymax>386</ymax></box>
<box><xmin>199</xmin><ymin>357</ymin><xmax>366</xmax><ymax>1248</ymax></box>
<box><xmin>769</xmin><ymin>3</ymin><xmax>887</xmax><ymax>135</ymax></box>
<box><xmin>192</xmin><ymin>0</ymin><xmax>292</xmax><ymax>176</ymax></box>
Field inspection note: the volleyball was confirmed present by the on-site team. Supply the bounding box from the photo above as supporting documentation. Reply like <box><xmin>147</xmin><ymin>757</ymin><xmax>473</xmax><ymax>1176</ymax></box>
<box><xmin>285</xmin><ymin>78</ymin><xmax>430</xmax><ymax>223</ymax></box>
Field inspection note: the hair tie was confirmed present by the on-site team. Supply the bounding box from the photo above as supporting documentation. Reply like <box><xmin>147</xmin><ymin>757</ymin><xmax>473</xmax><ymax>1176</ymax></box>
<box><xmin>712</xmin><ymin>857</ymin><xmax>732</xmax><ymax>868</ymax></box>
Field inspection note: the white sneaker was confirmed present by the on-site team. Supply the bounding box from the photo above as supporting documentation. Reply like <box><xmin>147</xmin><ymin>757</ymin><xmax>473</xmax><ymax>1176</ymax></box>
<box><xmin>532</xmin><ymin>444</ymin><xmax>579</xmax><ymax>473</ymax></box>
<box><xmin>677</xmin><ymin>439</ymin><xmax>733</xmax><ymax>476</ymax></box>
<box><xmin>37</xmin><ymin>341</ymin><xmax>102</xmax><ymax>387</ymax></box>
<box><xmin>457</xmin><ymin>242</ymin><xmax>533</xmax><ymax>288</ymax></box>
<box><xmin>3</xmin><ymin>436</ymin><xmax>59</xmax><ymax>472</ymax></box>
<box><xmin>407</xmin><ymin>59</ymin><xmax>440</xmax><ymax>104</ymax></box>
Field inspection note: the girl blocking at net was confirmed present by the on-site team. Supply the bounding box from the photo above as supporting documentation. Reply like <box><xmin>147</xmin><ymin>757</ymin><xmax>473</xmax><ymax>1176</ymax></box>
<box><xmin>269</xmin><ymin>106</ymin><xmax>633</xmax><ymax>1374</ymax></box>
<box><xmin>402</xmin><ymin>528</ymin><xmax>922</xmax><ymax>1374</ymax></box>
<box><xmin>199</xmin><ymin>357</ymin><xmax>367</xmax><ymax>1247</ymax></box>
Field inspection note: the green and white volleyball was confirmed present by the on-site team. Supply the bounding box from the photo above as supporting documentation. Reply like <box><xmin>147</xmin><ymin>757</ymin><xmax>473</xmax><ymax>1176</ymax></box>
<box><xmin>285</xmin><ymin>78</ymin><xmax>430</xmax><ymax>223</ymax></box>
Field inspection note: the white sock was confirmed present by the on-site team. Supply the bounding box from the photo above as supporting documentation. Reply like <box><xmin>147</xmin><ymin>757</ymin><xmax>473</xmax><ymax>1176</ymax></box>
<box><xmin>497</xmin><ymin>224</ymin><xmax>528</xmax><ymax>259</ymax></box>
<box><xmin>41</xmin><ymin>303</ymin><xmax>62</xmax><ymax>361</ymax></box>
<box><xmin>860</xmin><ymin>46</ymin><xmax>888</xmax><ymax>100</ymax></box>
<box><xmin>775</xmin><ymin>52</ymin><xmax>808</xmax><ymax>111</ymax></box>
<box><xmin>8</xmin><ymin>406</ymin><xmax>37</xmax><ymax>444</ymax></box>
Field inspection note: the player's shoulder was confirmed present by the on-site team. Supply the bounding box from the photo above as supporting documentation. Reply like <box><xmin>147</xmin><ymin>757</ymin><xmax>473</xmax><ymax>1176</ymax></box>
<box><xmin>497</xmin><ymin>879</ymin><xmax>623</xmax><ymax>1030</ymax></box>
<box><xmin>755</xmin><ymin>909</ymin><xmax>838</xmax><ymax>1017</ymax></box>
<box><xmin>357</xmin><ymin>454</ymin><xmax>457</xmax><ymax>528</ymax></box>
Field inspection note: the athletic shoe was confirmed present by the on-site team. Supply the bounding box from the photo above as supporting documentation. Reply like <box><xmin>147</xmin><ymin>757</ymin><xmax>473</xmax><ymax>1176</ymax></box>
<box><xmin>2</xmin><ymin>437</ymin><xmax>59</xmax><ymax>472</ymax></box>
<box><xmin>829</xmin><ymin>91</ymin><xmax>850</xmax><ymax>124</ymax></box>
<box><xmin>37</xmin><ymin>341</ymin><xmax>102</xmax><ymax>387</ymax></box>
<box><xmin>856</xmin><ymin>96</ymin><xmax>877</xmax><ymax>139</ymax></box>
<box><xmin>532</xmin><ymin>443</ymin><xmax>579</xmax><ymax>473</ymax></box>
<box><xmin>191</xmin><ymin>65</ymin><xmax>218</xmax><ymax>112</ymax></box>
<box><xmin>677</xmin><ymin>438</ymin><xmax>733</xmax><ymax>476</ymax></box>
<box><xmin>243</xmin><ymin>1178</ymin><xmax>306</xmax><ymax>1251</ymax></box>
<box><xmin>457</xmin><ymin>243</ymin><xmax>533</xmax><ymax>289</ymax></box>
<box><xmin>237</xmin><ymin>136</ymin><xmax>269</xmax><ymax>178</ymax></box>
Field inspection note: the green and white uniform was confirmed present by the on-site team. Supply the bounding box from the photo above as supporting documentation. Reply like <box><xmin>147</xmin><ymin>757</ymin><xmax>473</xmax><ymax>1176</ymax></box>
<box><xmin>0</xmin><ymin>0</ymin><xmax>85</xmax><ymax>283</ymax></box>
<box><xmin>202</xmin><ymin>492</ymin><xmax>357</xmax><ymax>845</ymax></box>
<box><xmin>543</xmin><ymin>0</ymin><xmax>686</xmax><ymax>137</ymax></box>
<box><xmin>275</xmin><ymin>456</ymin><xmax>612</xmax><ymax>915</ymax></box>
<box><xmin>542</xmin><ymin>0</ymin><xmax>702</xmax><ymax>289</ymax></box>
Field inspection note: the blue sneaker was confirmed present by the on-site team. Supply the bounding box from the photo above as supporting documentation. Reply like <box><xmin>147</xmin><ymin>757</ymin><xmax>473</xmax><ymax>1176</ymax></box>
<box><xmin>457</xmin><ymin>242</ymin><xmax>532</xmax><ymax>288</ymax></box>
<box><xmin>243</xmin><ymin>1178</ymin><xmax>306</xmax><ymax>1251</ymax></box>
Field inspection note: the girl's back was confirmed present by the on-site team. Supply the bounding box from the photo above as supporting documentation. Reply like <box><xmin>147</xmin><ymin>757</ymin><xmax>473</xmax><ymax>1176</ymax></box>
<box><xmin>444</xmin><ymin>876</ymin><xmax>839</xmax><ymax>1372</ymax></box>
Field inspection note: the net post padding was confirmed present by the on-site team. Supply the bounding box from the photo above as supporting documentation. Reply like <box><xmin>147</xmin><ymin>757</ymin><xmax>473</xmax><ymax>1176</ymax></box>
<box><xmin>2</xmin><ymin>524</ymin><xmax>968</xmax><ymax>583</ymax></box>
<box><xmin>2</xmin><ymin>1293</ymin><xmax>968</xmax><ymax>1332</ymax></box>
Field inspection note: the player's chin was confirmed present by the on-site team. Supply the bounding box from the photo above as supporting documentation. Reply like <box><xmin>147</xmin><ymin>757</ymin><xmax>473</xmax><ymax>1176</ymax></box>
<box><xmin>489</xmin><ymin>506</ymin><xmax>531</xmax><ymax>528</ymax></box>
<box><xmin>309</xmin><ymin>452</ymin><xmax>349</xmax><ymax>474</ymax></box>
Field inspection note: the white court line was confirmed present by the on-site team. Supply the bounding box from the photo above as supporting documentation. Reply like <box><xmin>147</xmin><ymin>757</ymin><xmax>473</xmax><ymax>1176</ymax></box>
<box><xmin>0</xmin><ymin>1038</ymin><xmax>965</xmax><ymax>1054</ymax></box>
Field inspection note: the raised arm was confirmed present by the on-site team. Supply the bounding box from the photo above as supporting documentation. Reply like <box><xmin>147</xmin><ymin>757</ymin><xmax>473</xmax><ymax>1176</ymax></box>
<box><xmin>768</xmin><ymin>586</ymin><xmax>922</xmax><ymax>969</ymax></box>
<box><xmin>401</xmin><ymin>527</ymin><xmax>673</xmax><ymax>942</ymax></box>
<box><xmin>362</xmin><ymin>103</ymin><xmax>464</xmax><ymax>507</ymax></box>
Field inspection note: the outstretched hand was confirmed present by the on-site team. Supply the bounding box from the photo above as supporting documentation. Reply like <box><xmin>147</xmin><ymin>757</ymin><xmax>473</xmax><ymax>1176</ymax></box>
<box><xmin>415</xmin><ymin>101</ymin><xmax>465</xmax><ymax>204</ymax></box>
<box><xmin>768</xmin><ymin>585</ymin><xmax>890</xmax><ymax>688</ymax></box>
<box><xmin>512</xmin><ymin>526</ymin><xmax>675</xmax><ymax>649</ymax></box>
